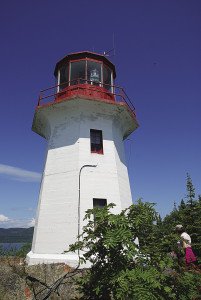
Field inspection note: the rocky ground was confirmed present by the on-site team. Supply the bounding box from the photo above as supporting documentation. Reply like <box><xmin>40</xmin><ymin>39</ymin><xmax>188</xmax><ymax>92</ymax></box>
<box><xmin>0</xmin><ymin>257</ymin><xmax>82</xmax><ymax>300</ymax></box>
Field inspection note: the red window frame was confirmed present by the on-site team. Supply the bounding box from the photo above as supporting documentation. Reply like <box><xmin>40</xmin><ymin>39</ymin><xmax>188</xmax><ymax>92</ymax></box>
<box><xmin>90</xmin><ymin>129</ymin><xmax>103</xmax><ymax>154</ymax></box>
<box><xmin>58</xmin><ymin>58</ymin><xmax>114</xmax><ymax>92</ymax></box>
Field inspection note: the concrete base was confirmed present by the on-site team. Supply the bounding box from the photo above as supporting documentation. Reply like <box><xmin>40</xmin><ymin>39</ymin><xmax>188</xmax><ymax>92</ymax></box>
<box><xmin>26</xmin><ymin>251</ymin><xmax>79</xmax><ymax>268</ymax></box>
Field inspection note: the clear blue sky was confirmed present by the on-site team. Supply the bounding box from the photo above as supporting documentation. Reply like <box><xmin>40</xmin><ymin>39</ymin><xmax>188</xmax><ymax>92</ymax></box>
<box><xmin>0</xmin><ymin>0</ymin><xmax>200</xmax><ymax>228</ymax></box>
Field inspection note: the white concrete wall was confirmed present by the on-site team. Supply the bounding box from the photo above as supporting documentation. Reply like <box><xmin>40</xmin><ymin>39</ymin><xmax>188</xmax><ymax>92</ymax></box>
<box><xmin>28</xmin><ymin>98</ymin><xmax>134</xmax><ymax>266</ymax></box>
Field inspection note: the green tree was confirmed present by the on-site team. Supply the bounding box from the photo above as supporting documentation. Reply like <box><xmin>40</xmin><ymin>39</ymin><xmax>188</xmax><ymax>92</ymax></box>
<box><xmin>69</xmin><ymin>201</ymin><xmax>201</xmax><ymax>300</ymax></box>
<box><xmin>186</xmin><ymin>173</ymin><xmax>195</xmax><ymax>207</ymax></box>
<box><xmin>178</xmin><ymin>199</ymin><xmax>186</xmax><ymax>210</ymax></box>
<box><xmin>163</xmin><ymin>174</ymin><xmax>201</xmax><ymax>261</ymax></box>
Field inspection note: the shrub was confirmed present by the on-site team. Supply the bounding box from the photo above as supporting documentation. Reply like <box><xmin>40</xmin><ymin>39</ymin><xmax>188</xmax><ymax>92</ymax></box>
<box><xmin>69</xmin><ymin>201</ymin><xmax>201</xmax><ymax>299</ymax></box>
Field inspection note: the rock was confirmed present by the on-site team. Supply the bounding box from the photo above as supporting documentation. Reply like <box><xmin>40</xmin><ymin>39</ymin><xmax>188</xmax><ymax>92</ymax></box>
<box><xmin>0</xmin><ymin>257</ymin><xmax>81</xmax><ymax>300</ymax></box>
<box><xmin>0</xmin><ymin>262</ymin><xmax>28</xmax><ymax>300</ymax></box>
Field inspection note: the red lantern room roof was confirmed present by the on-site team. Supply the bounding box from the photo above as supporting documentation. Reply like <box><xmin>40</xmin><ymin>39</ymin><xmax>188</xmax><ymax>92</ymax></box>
<box><xmin>54</xmin><ymin>51</ymin><xmax>116</xmax><ymax>78</ymax></box>
<box><xmin>36</xmin><ymin>50</ymin><xmax>138</xmax><ymax>134</ymax></box>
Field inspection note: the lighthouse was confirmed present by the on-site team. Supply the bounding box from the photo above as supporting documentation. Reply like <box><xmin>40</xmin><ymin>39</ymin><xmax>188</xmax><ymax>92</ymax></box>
<box><xmin>27</xmin><ymin>51</ymin><xmax>139</xmax><ymax>266</ymax></box>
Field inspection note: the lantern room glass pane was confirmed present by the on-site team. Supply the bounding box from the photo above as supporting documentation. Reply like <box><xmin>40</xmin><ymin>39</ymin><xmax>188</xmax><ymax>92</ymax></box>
<box><xmin>103</xmin><ymin>65</ymin><xmax>112</xmax><ymax>91</ymax></box>
<box><xmin>70</xmin><ymin>61</ymin><xmax>86</xmax><ymax>85</ymax></box>
<box><xmin>87</xmin><ymin>61</ymin><xmax>102</xmax><ymax>86</ymax></box>
<box><xmin>59</xmin><ymin>64</ymin><xmax>69</xmax><ymax>91</ymax></box>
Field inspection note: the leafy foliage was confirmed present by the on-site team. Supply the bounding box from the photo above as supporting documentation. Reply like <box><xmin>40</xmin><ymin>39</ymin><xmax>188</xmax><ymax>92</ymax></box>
<box><xmin>69</xmin><ymin>200</ymin><xmax>201</xmax><ymax>299</ymax></box>
<box><xmin>15</xmin><ymin>242</ymin><xmax>31</xmax><ymax>257</ymax></box>
<box><xmin>163</xmin><ymin>174</ymin><xmax>201</xmax><ymax>260</ymax></box>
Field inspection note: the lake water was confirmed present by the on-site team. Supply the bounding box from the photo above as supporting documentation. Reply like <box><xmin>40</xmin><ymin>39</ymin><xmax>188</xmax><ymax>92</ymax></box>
<box><xmin>0</xmin><ymin>242</ymin><xmax>25</xmax><ymax>251</ymax></box>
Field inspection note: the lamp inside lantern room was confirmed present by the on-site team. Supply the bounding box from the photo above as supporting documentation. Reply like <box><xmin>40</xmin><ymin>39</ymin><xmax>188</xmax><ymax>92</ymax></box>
<box><xmin>90</xmin><ymin>69</ymin><xmax>100</xmax><ymax>85</ymax></box>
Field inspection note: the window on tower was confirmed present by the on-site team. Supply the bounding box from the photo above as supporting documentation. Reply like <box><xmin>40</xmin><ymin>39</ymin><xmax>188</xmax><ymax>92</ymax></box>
<box><xmin>103</xmin><ymin>65</ymin><xmax>112</xmax><ymax>92</ymax></box>
<box><xmin>93</xmin><ymin>198</ymin><xmax>107</xmax><ymax>208</ymax></box>
<box><xmin>59</xmin><ymin>64</ymin><xmax>69</xmax><ymax>91</ymax></box>
<box><xmin>93</xmin><ymin>198</ymin><xmax>107</xmax><ymax>224</ymax></box>
<box><xmin>70</xmin><ymin>60</ymin><xmax>86</xmax><ymax>85</ymax></box>
<box><xmin>90</xmin><ymin>129</ymin><xmax>103</xmax><ymax>154</ymax></box>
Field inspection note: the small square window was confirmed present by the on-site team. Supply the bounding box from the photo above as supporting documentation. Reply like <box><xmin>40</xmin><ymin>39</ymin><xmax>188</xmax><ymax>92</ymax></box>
<box><xmin>90</xmin><ymin>129</ymin><xmax>103</xmax><ymax>154</ymax></box>
<box><xmin>93</xmin><ymin>198</ymin><xmax>107</xmax><ymax>208</ymax></box>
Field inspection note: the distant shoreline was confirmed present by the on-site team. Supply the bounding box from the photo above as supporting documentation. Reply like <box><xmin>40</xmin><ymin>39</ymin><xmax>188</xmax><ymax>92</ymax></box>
<box><xmin>0</xmin><ymin>227</ymin><xmax>33</xmax><ymax>243</ymax></box>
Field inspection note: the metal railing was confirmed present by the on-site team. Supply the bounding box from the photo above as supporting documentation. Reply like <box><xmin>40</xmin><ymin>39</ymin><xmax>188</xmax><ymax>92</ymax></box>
<box><xmin>37</xmin><ymin>79</ymin><xmax>136</xmax><ymax>114</ymax></box>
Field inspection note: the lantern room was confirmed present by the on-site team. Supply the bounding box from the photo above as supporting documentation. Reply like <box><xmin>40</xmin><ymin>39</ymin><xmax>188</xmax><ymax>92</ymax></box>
<box><xmin>54</xmin><ymin>51</ymin><xmax>116</xmax><ymax>92</ymax></box>
<box><xmin>37</xmin><ymin>51</ymin><xmax>137</xmax><ymax>129</ymax></box>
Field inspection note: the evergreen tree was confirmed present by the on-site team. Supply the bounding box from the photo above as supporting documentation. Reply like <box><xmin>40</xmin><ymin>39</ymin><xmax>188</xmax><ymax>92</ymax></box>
<box><xmin>173</xmin><ymin>201</ymin><xmax>177</xmax><ymax>211</ymax></box>
<box><xmin>163</xmin><ymin>174</ymin><xmax>201</xmax><ymax>261</ymax></box>
<box><xmin>186</xmin><ymin>173</ymin><xmax>195</xmax><ymax>207</ymax></box>
<box><xmin>178</xmin><ymin>199</ymin><xmax>186</xmax><ymax>210</ymax></box>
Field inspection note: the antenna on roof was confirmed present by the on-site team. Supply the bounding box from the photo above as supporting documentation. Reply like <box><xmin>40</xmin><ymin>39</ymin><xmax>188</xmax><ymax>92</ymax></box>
<box><xmin>103</xmin><ymin>33</ymin><xmax>116</xmax><ymax>57</ymax></box>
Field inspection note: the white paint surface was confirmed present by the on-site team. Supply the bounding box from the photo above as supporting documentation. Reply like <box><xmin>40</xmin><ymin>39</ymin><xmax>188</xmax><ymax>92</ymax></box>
<box><xmin>27</xmin><ymin>97</ymin><xmax>138</xmax><ymax>266</ymax></box>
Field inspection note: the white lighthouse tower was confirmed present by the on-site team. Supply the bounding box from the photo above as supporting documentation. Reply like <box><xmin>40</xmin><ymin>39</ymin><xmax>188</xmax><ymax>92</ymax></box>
<box><xmin>27</xmin><ymin>51</ymin><xmax>139</xmax><ymax>266</ymax></box>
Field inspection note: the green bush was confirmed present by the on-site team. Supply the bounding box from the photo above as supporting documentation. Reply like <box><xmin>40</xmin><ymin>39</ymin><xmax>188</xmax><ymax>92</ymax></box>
<box><xmin>16</xmin><ymin>243</ymin><xmax>31</xmax><ymax>257</ymax></box>
<box><xmin>69</xmin><ymin>201</ymin><xmax>201</xmax><ymax>299</ymax></box>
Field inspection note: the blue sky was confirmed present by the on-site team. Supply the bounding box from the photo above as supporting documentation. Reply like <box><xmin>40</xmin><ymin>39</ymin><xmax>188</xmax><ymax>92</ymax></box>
<box><xmin>0</xmin><ymin>0</ymin><xmax>200</xmax><ymax>228</ymax></box>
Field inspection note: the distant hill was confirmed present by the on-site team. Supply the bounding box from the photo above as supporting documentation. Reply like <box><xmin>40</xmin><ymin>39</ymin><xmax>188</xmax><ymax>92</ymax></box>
<box><xmin>0</xmin><ymin>227</ymin><xmax>34</xmax><ymax>243</ymax></box>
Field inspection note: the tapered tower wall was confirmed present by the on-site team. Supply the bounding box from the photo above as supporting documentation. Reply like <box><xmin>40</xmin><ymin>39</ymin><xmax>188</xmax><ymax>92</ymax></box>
<box><xmin>27</xmin><ymin>98</ymin><xmax>135</xmax><ymax>265</ymax></box>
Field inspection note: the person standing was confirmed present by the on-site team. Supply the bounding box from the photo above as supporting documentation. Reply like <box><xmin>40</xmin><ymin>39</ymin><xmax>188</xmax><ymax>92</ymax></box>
<box><xmin>175</xmin><ymin>224</ymin><xmax>197</xmax><ymax>266</ymax></box>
